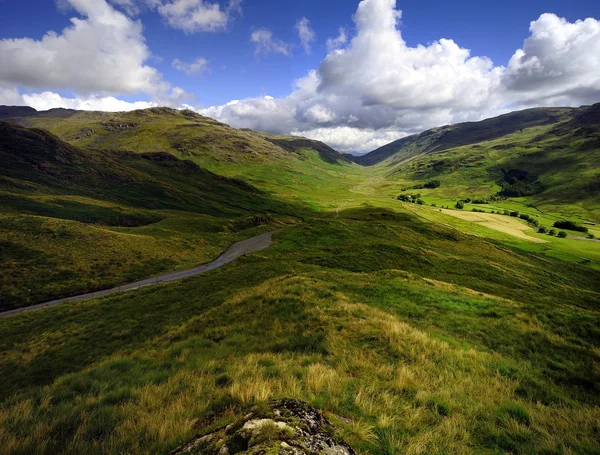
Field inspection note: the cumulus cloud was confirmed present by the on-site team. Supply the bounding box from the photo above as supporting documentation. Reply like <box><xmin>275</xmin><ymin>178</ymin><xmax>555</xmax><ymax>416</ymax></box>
<box><xmin>202</xmin><ymin>0</ymin><xmax>503</xmax><ymax>151</ymax></box>
<box><xmin>157</xmin><ymin>0</ymin><xmax>241</xmax><ymax>33</ymax></box>
<box><xmin>5</xmin><ymin>0</ymin><xmax>600</xmax><ymax>154</ymax></box>
<box><xmin>296</xmin><ymin>17</ymin><xmax>316</xmax><ymax>54</ymax></box>
<box><xmin>0</xmin><ymin>88</ymin><xmax>157</xmax><ymax>112</ymax></box>
<box><xmin>293</xmin><ymin>126</ymin><xmax>406</xmax><ymax>153</ymax></box>
<box><xmin>504</xmin><ymin>13</ymin><xmax>600</xmax><ymax>106</ymax></box>
<box><xmin>326</xmin><ymin>28</ymin><xmax>347</xmax><ymax>52</ymax></box>
<box><xmin>200</xmin><ymin>0</ymin><xmax>600</xmax><ymax>153</ymax></box>
<box><xmin>23</xmin><ymin>92</ymin><xmax>157</xmax><ymax>111</ymax></box>
<box><xmin>0</xmin><ymin>0</ymin><xmax>173</xmax><ymax>96</ymax></box>
<box><xmin>250</xmin><ymin>28</ymin><xmax>291</xmax><ymax>56</ymax></box>
<box><xmin>172</xmin><ymin>57</ymin><xmax>209</xmax><ymax>75</ymax></box>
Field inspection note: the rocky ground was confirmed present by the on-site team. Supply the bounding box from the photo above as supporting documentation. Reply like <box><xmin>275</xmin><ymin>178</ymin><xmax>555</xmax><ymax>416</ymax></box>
<box><xmin>172</xmin><ymin>399</ymin><xmax>356</xmax><ymax>455</ymax></box>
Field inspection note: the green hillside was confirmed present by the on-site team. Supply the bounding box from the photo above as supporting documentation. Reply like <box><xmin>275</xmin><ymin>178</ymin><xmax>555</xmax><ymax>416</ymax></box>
<box><xmin>357</xmin><ymin>104</ymin><xmax>600</xmax><ymax>222</ymax></box>
<box><xmin>0</xmin><ymin>105</ymin><xmax>599</xmax><ymax>454</ymax></box>
<box><xmin>0</xmin><ymin>121</ymin><xmax>299</xmax><ymax>310</ymax></box>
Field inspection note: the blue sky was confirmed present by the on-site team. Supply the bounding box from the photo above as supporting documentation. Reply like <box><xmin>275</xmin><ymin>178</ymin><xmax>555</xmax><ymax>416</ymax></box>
<box><xmin>1</xmin><ymin>0</ymin><xmax>599</xmax><ymax>152</ymax></box>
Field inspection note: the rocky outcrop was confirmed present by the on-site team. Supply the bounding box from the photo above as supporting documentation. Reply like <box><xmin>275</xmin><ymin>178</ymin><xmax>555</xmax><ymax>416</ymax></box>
<box><xmin>173</xmin><ymin>399</ymin><xmax>355</xmax><ymax>455</ymax></box>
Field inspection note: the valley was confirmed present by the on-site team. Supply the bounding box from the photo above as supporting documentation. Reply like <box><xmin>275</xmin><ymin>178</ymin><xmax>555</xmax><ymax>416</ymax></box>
<box><xmin>0</xmin><ymin>105</ymin><xmax>599</xmax><ymax>454</ymax></box>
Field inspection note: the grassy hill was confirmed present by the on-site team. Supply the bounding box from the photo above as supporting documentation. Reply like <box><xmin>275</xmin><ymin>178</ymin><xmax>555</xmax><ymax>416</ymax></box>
<box><xmin>0</xmin><ymin>121</ymin><xmax>299</xmax><ymax>310</ymax></box>
<box><xmin>1</xmin><ymin>208</ymin><xmax>599</xmax><ymax>454</ymax></box>
<box><xmin>357</xmin><ymin>104</ymin><xmax>600</xmax><ymax>222</ymax></box>
<box><xmin>1</xmin><ymin>106</ymin><xmax>360</xmax><ymax>210</ymax></box>
<box><xmin>1</xmin><ymin>105</ymin><xmax>600</xmax><ymax>454</ymax></box>
<box><xmin>354</xmin><ymin>107</ymin><xmax>571</xmax><ymax>167</ymax></box>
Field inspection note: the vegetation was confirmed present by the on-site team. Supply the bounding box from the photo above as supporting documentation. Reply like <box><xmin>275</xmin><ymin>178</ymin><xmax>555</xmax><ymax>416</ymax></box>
<box><xmin>1</xmin><ymin>210</ymin><xmax>600</xmax><ymax>454</ymax></box>
<box><xmin>0</xmin><ymin>105</ymin><xmax>599</xmax><ymax>454</ymax></box>
<box><xmin>554</xmin><ymin>220</ymin><xmax>589</xmax><ymax>233</ymax></box>
<box><xmin>424</xmin><ymin>179</ymin><xmax>441</xmax><ymax>189</ymax></box>
<box><xmin>360</xmin><ymin>104</ymin><xmax>600</xmax><ymax>222</ymax></box>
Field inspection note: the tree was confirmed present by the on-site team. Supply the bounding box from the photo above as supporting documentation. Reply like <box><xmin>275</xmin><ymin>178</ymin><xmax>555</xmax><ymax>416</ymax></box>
<box><xmin>538</xmin><ymin>227</ymin><xmax>547</xmax><ymax>234</ymax></box>
<box><xmin>558</xmin><ymin>231</ymin><xmax>568</xmax><ymax>238</ymax></box>
<box><xmin>553</xmin><ymin>220</ymin><xmax>588</xmax><ymax>233</ymax></box>
<box><xmin>548</xmin><ymin>229</ymin><xmax>556</xmax><ymax>236</ymax></box>
<box><xmin>455</xmin><ymin>201</ymin><xmax>464</xmax><ymax>210</ymax></box>
<box><xmin>424</xmin><ymin>180</ymin><xmax>441</xmax><ymax>189</ymax></box>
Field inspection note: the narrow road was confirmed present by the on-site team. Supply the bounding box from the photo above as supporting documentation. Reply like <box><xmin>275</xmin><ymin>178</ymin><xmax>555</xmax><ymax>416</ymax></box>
<box><xmin>0</xmin><ymin>230</ymin><xmax>279</xmax><ymax>320</ymax></box>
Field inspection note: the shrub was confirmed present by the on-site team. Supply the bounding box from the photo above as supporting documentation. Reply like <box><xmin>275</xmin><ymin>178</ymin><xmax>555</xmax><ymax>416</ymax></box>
<box><xmin>548</xmin><ymin>229</ymin><xmax>556</xmax><ymax>236</ymax></box>
<box><xmin>538</xmin><ymin>227</ymin><xmax>547</xmax><ymax>234</ymax></box>
<box><xmin>455</xmin><ymin>201</ymin><xmax>464</xmax><ymax>210</ymax></box>
<box><xmin>498</xmin><ymin>169</ymin><xmax>545</xmax><ymax>197</ymax></box>
<box><xmin>553</xmin><ymin>220</ymin><xmax>588</xmax><ymax>233</ymax></box>
<box><xmin>510</xmin><ymin>212</ymin><xmax>519</xmax><ymax>217</ymax></box>
<box><xmin>503</xmin><ymin>210</ymin><xmax>510</xmax><ymax>216</ymax></box>
<box><xmin>588</xmin><ymin>233</ymin><xmax>596</xmax><ymax>239</ymax></box>
<box><xmin>416</xmin><ymin>199</ymin><xmax>424</xmax><ymax>205</ymax></box>
<box><xmin>424</xmin><ymin>180</ymin><xmax>441</xmax><ymax>189</ymax></box>
<box><xmin>558</xmin><ymin>231</ymin><xmax>568</xmax><ymax>238</ymax></box>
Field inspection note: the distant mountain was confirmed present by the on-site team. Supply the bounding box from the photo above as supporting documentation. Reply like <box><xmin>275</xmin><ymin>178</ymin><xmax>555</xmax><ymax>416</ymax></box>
<box><xmin>0</xmin><ymin>106</ymin><xmax>350</xmax><ymax>166</ymax></box>
<box><xmin>358</xmin><ymin>104</ymin><xmax>600</xmax><ymax>220</ymax></box>
<box><xmin>0</xmin><ymin>121</ymin><xmax>292</xmax><ymax>221</ymax></box>
<box><xmin>355</xmin><ymin>106</ymin><xmax>575</xmax><ymax>166</ymax></box>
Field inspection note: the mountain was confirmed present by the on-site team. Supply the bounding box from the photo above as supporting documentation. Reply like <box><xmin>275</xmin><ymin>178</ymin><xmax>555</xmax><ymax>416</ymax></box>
<box><xmin>0</xmin><ymin>121</ymin><xmax>297</xmax><ymax>310</ymax></box>
<box><xmin>0</xmin><ymin>105</ymin><xmax>359</xmax><ymax>209</ymax></box>
<box><xmin>0</xmin><ymin>105</ymin><xmax>351</xmax><ymax>166</ymax></box>
<box><xmin>355</xmin><ymin>106</ymin><xmax>574</xmax><ymax>167</ymax></box>
<box><xmin>358</xmin><ymin>104</ymin><xmax>600</xmax><ymax>220</ymax></box>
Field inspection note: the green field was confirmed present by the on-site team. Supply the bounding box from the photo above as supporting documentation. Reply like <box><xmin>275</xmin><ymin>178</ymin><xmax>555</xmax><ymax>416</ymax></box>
<box><xmin>0</xmin><ymin>105</ymin><xmax>599</xmax><ymax>454</ymax></box>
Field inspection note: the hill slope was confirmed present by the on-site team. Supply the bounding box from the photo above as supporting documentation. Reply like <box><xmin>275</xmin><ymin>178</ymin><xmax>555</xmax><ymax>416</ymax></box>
<box><xmin>0</xmin><ymin>105</ymin><xmax>360</xmax><ymax>209</ymax></box>
<box><xmin>355</xmin><ymin>107</ymin><xmax>573</xmax><ymax>167</ymax></box>
<box><xmin>360</xmin><ymin>104</ymin><xmax>600</xmax><ymax>221</ymax></box>
<box><xmin>0</xmin><ymin>122</ymin><xmax>296</xmax><ymax>310</ymax></box>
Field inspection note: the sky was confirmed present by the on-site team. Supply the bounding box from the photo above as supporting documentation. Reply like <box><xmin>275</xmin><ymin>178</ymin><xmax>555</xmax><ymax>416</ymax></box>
<box><xmin>0</xmin><ymin>0</ymin><xmax>599</xmax><ymax>153</ymax></box>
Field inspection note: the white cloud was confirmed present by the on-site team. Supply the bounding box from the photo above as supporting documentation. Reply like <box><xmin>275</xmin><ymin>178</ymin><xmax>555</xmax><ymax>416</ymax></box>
<box><xmin>4</xmin><ymin>0</ymin><xmax>600</xmax><ymax>154</ymax></box>
<box><xmin>0</xmin><ymin>0</ymin><xmax>171</xmax><ymax>96</ymax></box>
<box><xmin>0</xmin><ymin>88</ymin><xmax>157</xmax><ymax>112</ymax></box>
<box><xmin>250</xmin><ymin>28</ymin><xmax>291</xmax><ymax>56</ymax></box>
<box><xmin>296</xmin><ymin>17</ymin><xmax>316</xmax><ymax>54</ymax></box>
<box><xmin>504</xmin><ymin>13</ymin><xmax>600</xmax><ymax>106</ymax></box>
<box><xmin>293</xmin><ymin>126</ymin><xmax>406</xmax><ymax>153</ymax></box>
<box><xmin>303</xmin><ymin>105</ymin><xmax>336</xmax><ymax>124</ymax></box>
<box><xmin>200</xmin><ymin>0</ymin><xmax>600</xmax><ymax>153</ymax></box>
<box><xmin>172</xmin><ymin>57</ymin><xmax>209</xmax><ymax>75</ymax></box>
<box><xmin>326</xmin><ymin>28</ymin><xmax>347</xmax><ymax>52</ymax></box>
<box><xmin>157</xmin><ymin>0</ymin><xmax>241</xmax><ymax>33</ymax></box>
<box><xmin>107</xmin><ymin>0</ymin><xmax>142</xmax><ymax>15</ymax></box>
<box><xmin>23</xmin><ymin>92</ymin><xmax>157</xmax><ymax>111</ymax></box>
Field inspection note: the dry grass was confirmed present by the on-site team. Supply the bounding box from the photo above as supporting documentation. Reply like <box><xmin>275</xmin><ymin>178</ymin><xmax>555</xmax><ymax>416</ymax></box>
<box><xmin>441</xmin><ymin>209</ymin><xmax>548</xmax><ymax>243</ymax></box>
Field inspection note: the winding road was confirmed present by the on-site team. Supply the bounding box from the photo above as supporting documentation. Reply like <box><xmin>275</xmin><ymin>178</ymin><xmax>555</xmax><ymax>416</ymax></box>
<box><xmin>0</xmin><ymin>230</ymin><xmax>279</xmax><ymax>320</ymax></box>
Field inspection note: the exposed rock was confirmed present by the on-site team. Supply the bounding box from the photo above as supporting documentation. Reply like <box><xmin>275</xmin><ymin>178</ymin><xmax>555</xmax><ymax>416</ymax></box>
<box><xmin>172</xmin><ymin>399</ymin><xmax>355</xmax><ymax>455</ymax></box>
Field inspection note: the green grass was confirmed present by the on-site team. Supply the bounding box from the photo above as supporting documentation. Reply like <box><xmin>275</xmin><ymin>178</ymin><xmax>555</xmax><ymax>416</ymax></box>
<box><xmin>1</xmin><ymin>107</ymin><xmax>600</xmax><ymax>454</ymax></box>
<box><xmin>1</xmin><ymin>211</ymin><xmax>599</xmax><ymax>454</ymax></box>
